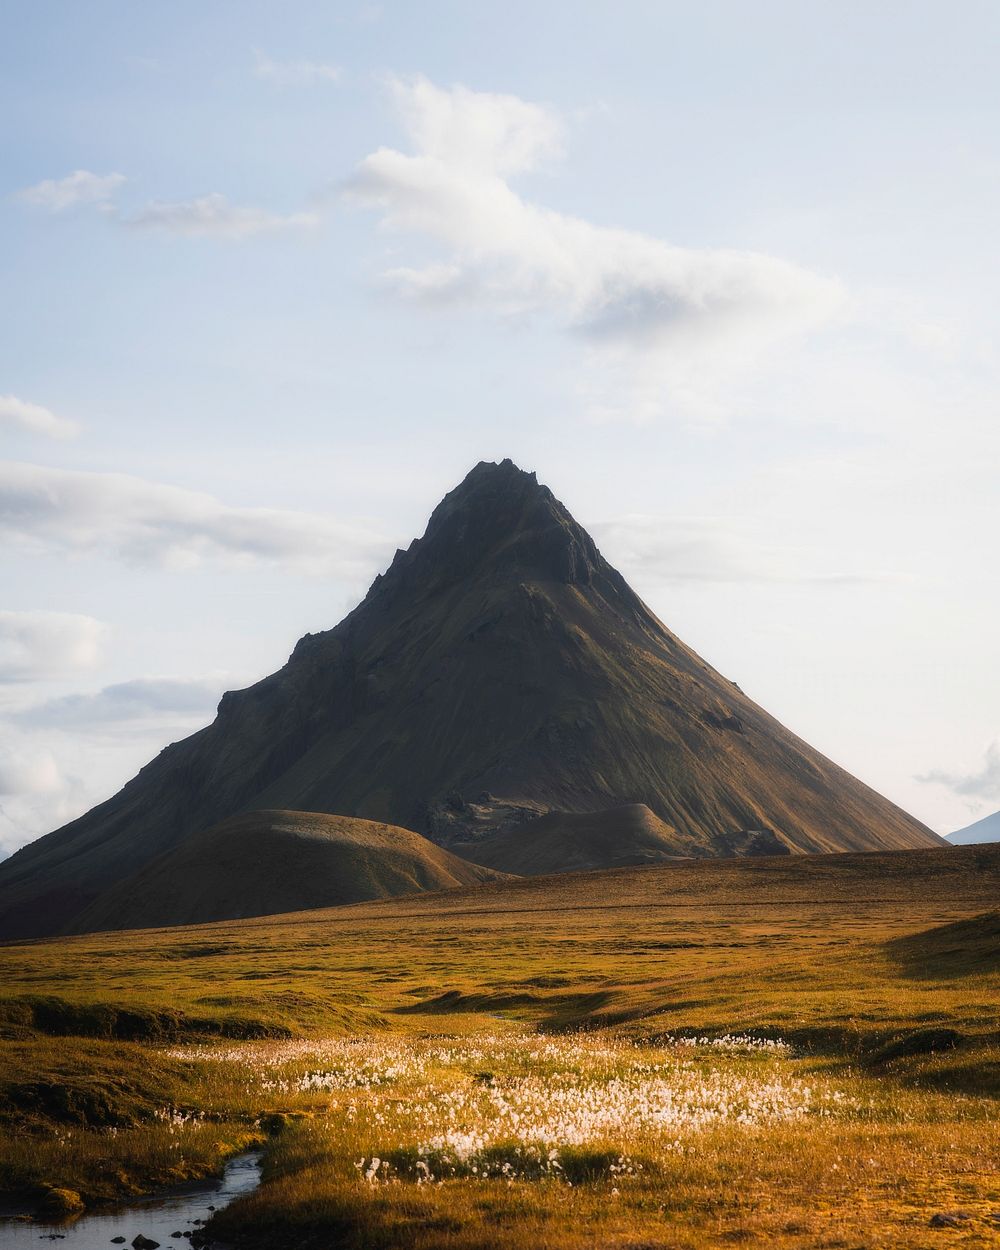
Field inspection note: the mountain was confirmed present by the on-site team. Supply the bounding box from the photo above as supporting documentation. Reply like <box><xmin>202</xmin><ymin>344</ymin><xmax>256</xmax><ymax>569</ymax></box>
<box><xmin>451</xmin><ymin>803</ymin><xmax>791</xmax><ymax>876</ymax></box>
<box><xmin>947</xmin><ymin>810</ymin><xmax>1000</xmax><ymax>845</ymax></box>
<box><xmin>69</xmin><ymin>810</ymin><xmax>509</xmax><ymax>933</ymax></box>
<box><xmin>0</xmin><ymin>458</ymin><xmax>942</xmax><ymax>940</ymax></box>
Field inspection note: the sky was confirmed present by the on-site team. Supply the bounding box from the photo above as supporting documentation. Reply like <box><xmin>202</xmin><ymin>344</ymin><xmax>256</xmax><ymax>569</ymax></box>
<box><xmin>1</xmin><ymin>0</ymin><xmax>999</xmax><ymax>855</ymax></box>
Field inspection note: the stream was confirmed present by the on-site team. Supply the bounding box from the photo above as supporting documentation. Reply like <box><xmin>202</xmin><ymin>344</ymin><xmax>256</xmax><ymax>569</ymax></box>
<box><xmin>0</xmin><ymin>1153</ymin><xmax>260</xmax><ymax>1250</ymax></box>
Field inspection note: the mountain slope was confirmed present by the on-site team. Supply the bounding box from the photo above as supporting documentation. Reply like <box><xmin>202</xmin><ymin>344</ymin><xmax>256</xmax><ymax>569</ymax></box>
<box><xmin>0</xmin><ymin>458</ymin><xmax>941</xmax><ymax>939</ymax></box>
<box><xmin>450</xmin><ymin>802</ymin><xmax>790</xmax><ymax>875</ymax></box>
<box><xmin>947</xmin><ymin>809</ymin><xmax>1000</xmax><ymax>845</ymax></box>
<box><xmin>451</xmin><ymin>804</ymin><xmax>692</xmax><ymax>875</ymax></box>
<box><xmin>73</xmin><ymin>810</ymin><xmax>509</xmax><ymax>933</ymax></box>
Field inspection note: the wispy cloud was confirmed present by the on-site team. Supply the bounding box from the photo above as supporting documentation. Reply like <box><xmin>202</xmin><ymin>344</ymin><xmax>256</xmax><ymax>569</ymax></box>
<box><xmin>15</xmin><ymin>169</ymin><xmax>126</xmax><ymax>211</ymax></box>
<box><xmin>123</xmin><ymin>192</ymin><xmax>321</xmax><ymax>239</ymax></box>
<box><xmin>346</xmin><ymin>76</ymin><xmax>846</xmax><ymax>421</ymax></box>
<box><xmin>17</xmin><ymin>171</ymin><xmax>319</xmax><ymax>241</ymax></box>
<box><xmin>14</xmin><ymin>675</ymin><xmax>231</xmax><ymax>730</ymax></box>
<box><xmin>0</xmin><ymin>611</ymin><xmax>107</xmax><ymax>682</ymax></box>
<box><xmin>253</xmin><ymin>48</ymin><xmax>342</xmax><ymax>86</ymax></box>
<box><xmin>0</xmin><ymin>460</ymin><xmax>390</xmax><ymax>576</ymax></box>
<box><xmin>918</xmin><ymin>740</ymin><xmax>1000</xmax><ymax>801</ymax></box>
<box><xmin>0</xmin><ymin>394</ymin><xmax>78</xmax><ymax>439</ymax></box>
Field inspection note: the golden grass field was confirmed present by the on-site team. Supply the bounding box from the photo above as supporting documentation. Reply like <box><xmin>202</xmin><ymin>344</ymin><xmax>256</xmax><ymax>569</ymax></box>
<box><xmin>1</xmin><ymin>842</ymin><xmax>998</xmax><ymax>1247</ymax></box>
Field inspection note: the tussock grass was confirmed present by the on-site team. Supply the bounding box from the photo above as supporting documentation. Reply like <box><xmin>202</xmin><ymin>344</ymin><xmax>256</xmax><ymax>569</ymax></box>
<box><xmin>0</xmin><ymin>1038</ymin><xmax>271</xmax><ymax>1203</ymax></box>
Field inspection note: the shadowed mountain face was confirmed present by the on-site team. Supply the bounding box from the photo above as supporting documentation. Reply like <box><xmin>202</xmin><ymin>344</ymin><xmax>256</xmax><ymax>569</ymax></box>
<box><xmin>0</xmin><ymin>458</ymin><xmax>942</xmax><ymax>939</ymax></box>
<box><xmin>71</xmin><ymin>810</ymin><xmax>510</xmax><ymax>934</ymax></box>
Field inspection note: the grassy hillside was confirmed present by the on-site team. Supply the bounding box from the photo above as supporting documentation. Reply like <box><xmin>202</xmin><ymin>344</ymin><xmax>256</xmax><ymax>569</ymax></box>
<box><xmin>70</xmin><ymin>809</ymin><xmax>509</xmax><ymax>933</ymax></box>
<box><xmin>1</xmin><ymin>843</ymin><xmax>997</xmax><ymax>1247</ymax></box>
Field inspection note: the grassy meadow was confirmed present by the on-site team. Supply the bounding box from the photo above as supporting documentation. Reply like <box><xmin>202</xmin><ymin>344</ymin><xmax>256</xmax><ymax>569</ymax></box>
<box><xmin>1</xmin><ymin>843</ymin><xmax>998</xmax><ymax>1246</ymax></box>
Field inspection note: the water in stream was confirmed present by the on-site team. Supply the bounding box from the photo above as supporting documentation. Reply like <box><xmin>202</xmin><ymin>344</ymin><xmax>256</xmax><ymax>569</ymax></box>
<box><xmin>0</xmin><ymin>1153</ymin><xmax>260</xmax><ymax>1250</ymax></box>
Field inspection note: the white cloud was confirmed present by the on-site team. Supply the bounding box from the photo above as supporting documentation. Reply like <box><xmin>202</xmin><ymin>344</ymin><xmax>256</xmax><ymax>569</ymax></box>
<box><xmin>385</xmin><ymin>75</ymin><xmax>563</xmax><ymax>177</ymax></box>
<box><xmin>14</xmin><ymin>675</ymin><xmax>230</xmax><ymax>730</ymax></box>
<box><xmin>0</xmin><ymin>394</ymin><xmax>78</xmax><ymax>439</ymax></box>
<box><xmin>15</xmin><ymin>169</ymin><xmax>126</xmax><ymax>211</ymax></box>
<box><xmin>253</xmin><ymin>48</ymin><xmax>342</xmax><ymax>86</ymax></box>
<box><xmin>0</xmin><ymin>744</ymin><xmax>63</xmax><ymax>795</ymax></box>
<box><xmin>918</xmin><ymin>740</ymin><xmax>1000</xmax><ymax>801</ymax></box>
<box><xmin>346</xmin><ymin>77</ymin><xmax>846</xmax><ymax>420</ymax></box>
<box><xmin>123</xmin><ymin>192</ymin><xmax>321</xmax><ymax>239</ymax></box>
<box><xmin>0</xmin><ymin>721</ymin><xmax>92</xmax><ymax>856</ymax></box>
<box><xmin>0</xmin><ymin>460</ymin><xmax>390</xmax><ymax>575</ymax></box>
<box><xmin>0</xmin><ymin>611</ymin><xmax>107</xmax><ymax>682</ymax></box>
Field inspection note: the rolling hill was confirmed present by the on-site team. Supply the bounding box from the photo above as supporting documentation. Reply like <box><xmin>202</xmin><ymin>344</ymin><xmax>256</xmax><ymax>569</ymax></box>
<box><xmin>71</xmin><ymin>810</ymin><xmax>509</xmax><ymax>933</ymax></box>
<box><xmin>0</xmin><ymin>458</ymin><xmax>942</xmax><ymax>940</ymax></box>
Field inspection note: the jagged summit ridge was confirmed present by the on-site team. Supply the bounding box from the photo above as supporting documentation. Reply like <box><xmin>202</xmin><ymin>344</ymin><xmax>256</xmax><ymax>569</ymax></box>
<box><xmin>292</xmin><ymin>457</ymin><xmax>639</xmax><ymax>665</ymax></box>
<box><xmin>367</xmin><ymin>458</ymin><xmax>610</xmax><ymax>601</ymax></box>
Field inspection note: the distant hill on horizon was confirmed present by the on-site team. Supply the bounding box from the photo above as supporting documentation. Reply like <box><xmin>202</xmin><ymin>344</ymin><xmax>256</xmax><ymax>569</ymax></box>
<box><xmin>0</xmin><ymin>458</ymin><xmax>942</xmax><ymax>940</ymax></box>
<box><xmin>947</xmin><ymin>809</ymin><xmax>1000</xmax><ymax>845</ymax></box>
<box><xmin>71</xmin><ymin>810</ymin><xmax>510</xmax><ymax>934</ymax></box>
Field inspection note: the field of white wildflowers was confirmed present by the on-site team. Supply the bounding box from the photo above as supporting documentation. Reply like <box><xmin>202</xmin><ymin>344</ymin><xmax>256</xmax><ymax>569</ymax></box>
<box><xmin>168</xmin><ymin>1029</ymin><xmax>852</xmax><ymax>1186</ymax></box>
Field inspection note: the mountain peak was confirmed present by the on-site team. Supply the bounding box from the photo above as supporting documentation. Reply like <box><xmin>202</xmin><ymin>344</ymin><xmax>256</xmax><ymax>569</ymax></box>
<box><xmin>460</xmin><ymin>456</ymin><xmax>537</xmax><ymax>485</ymax></box>
<box><xmin>426</xmin><ymin>458</ymin><xmax>546</xmax><ymax>532</ymax></box>
<box><xmin>375</xmin><ymin>458</ymin><xmax>605</xmax><ymax>596</ymax></box>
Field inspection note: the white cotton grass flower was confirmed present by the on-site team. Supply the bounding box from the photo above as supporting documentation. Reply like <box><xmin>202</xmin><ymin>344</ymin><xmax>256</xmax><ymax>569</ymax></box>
<box><xmin>165</xmin><ymin>1028</ymin><xmax>850</xmax><ymax>1185</ymax></box>
<box><xmin>666</xmin><ymin>1033</ymin><xmax>792</xmax><ymax>1054</ymax></box>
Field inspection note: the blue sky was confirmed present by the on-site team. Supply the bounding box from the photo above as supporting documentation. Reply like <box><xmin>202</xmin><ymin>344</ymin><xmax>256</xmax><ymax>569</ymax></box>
<box><xmin>2</xmin><ymin>0</ymin><xmax>999</xmax><ymax>853</ymax></box>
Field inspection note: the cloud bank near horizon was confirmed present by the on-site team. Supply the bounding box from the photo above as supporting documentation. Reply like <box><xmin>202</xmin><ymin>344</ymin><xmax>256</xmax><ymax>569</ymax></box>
<box><xmin>0</xmin><ymin>671</ymin><xmax>245</xmax><ymax>857</ymax></box>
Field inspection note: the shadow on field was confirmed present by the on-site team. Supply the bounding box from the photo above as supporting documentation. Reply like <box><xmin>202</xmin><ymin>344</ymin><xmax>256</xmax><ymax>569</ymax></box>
<box><xmin>884</xmin><ymin>911</ymin><xmax>1000</xmax><ymax>980</ymax></box>
<box><xmin>393</xmin><ymin>985</ymin><xmax>719</xmax><ymax>1032</ymax></box>
<box><xmin>0</xmin><ymin>995</ymin><xmax>290</xmax><ymax>1042</ymax></box>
